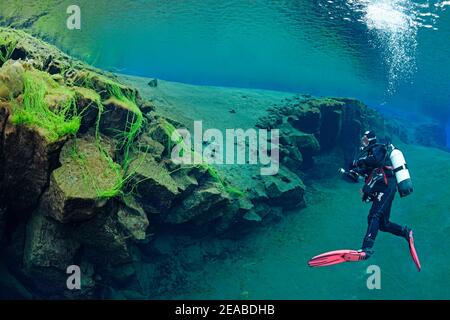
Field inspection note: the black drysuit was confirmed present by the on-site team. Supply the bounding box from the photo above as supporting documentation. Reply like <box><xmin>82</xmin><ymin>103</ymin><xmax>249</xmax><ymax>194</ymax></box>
<box><xmin>353</xmin><ymin>144</ymin><xmax>408</xmax><ymax>253</ymax></box>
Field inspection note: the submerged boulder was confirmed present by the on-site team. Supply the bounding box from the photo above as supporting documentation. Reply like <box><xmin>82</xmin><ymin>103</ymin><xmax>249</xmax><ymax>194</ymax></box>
<box><xmin>23</xmin><ymin>210</ymin><xmax>81</xmax><ymax>296</ymax></box>
<box><xmin>2</xmin><ymin>121</ymin><xmax>66</xmax><ymax>213</ymax></box>
<box><xmin>99</xmin><ymin>96</ymin><xmax>141</xmax><ymax>137</ymax></box>
<box><xmin>72</xmin><ymin>206</ymin><xmax>131</xmax><ymax>266</ymax></box>
<box><xmin>137</xmin><ymin>133</ymin><xmax>165</xmax><ymax>161</ymax></box>
<box><xmin>24</xmin><ymin>210</ymin><xmax>79</xmax><ymax>272</ymax></box>
<box><xmin>0</xmin><ymin>60</ymin><xmax>25</xmax><ymax>100</ymax></box>
<box><xmin>289</xmin><ymin>106</ymin><xmax>321</xmax><ymax>134</ymax></box>
<box><xmin>70</xmin><ymin>70</ymin><xmax>138</xmax><ymax>101</ymax></box>
<box><xmin>40</xmin><ymin>136</ymin><xmax>121</xmax><ymax>223</ymax></box>
<box><xmin>116</xmin><ymin>195</ymin><xmax>149</xmax><ymax>242</ymax></box>
<box><xmin>166</xmin><ymin>184</ymin><xmax>230</xmax><ymax>224</ymax></box>
<box><xmin>263</xmin><ymin>169</ymin><xmax>306</xmax><ymax>209</ymax></box>
<box><xmin>129</xmin><ymin>152</ymin><xmax>180</xmax><ymax>217</ymax></box>
<box><xmin>73</xmin><ymin>86</ymin><xmax>102</xmax><ymax>133</ymax></box>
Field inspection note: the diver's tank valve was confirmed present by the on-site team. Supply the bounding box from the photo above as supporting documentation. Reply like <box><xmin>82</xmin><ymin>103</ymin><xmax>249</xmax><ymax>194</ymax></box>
<box><xmin>389</xmin><ymin>144</ymin><xmax>413</xmax><ymax>197</ymax></box>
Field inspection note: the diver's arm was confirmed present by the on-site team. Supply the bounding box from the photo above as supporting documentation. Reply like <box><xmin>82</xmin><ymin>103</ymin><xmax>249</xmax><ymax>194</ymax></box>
<box><xmin>356</xmin><ymin>146</ymin><xmax>386</xmax><ymax>168</ymax></box>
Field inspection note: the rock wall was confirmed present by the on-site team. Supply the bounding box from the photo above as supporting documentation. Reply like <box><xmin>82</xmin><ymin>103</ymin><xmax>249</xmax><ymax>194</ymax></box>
<box><xmin>257</xmin><ymin>96</ymin><xmax>386</xmax><ymax>173</ymax></box>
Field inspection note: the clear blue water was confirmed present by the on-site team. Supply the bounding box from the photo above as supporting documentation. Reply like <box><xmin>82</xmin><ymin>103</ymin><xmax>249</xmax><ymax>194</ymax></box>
<box><xmin>13</xmin><ymin>0</ymin><xmax>448</xmax><ymax>123</ymax></box>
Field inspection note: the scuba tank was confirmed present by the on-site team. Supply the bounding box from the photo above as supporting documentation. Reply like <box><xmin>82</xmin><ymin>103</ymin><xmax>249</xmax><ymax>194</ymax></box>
<box><xmin>388</xmin><ymin>144</ymin><xmax>413</xmax><ymax>197</ymax></box>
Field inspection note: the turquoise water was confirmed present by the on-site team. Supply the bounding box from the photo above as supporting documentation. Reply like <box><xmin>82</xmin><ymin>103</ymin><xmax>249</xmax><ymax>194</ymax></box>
<box><xmin>2</xmin><ymin>0</ymin><xmax>448</xmax><ymax>122</ymax></box>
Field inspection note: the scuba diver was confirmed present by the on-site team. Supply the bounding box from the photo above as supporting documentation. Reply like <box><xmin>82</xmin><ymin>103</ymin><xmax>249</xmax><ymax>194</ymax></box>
<box><xmin>308</xmin><ymin>130</ymin><xmax>421</xmax><ymax>271</ymax></box>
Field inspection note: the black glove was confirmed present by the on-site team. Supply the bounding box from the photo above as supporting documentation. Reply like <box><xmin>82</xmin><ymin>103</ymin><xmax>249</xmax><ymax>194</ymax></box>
<box><xmin>361</xmin><ymin>184</ymin><xmax>375</xmax><ymax>202</ymax></box>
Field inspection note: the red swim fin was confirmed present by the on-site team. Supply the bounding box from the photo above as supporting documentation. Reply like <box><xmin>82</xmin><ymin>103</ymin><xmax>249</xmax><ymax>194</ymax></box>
<box><xmin>408</xmin><ymin>230</ymin><xmax>421</xmax><ymax>272</ymax></box>
<box><xmin>308</xmin><ymin>249</ymin><xmax>367</xmax><ymax>267</ymax></box>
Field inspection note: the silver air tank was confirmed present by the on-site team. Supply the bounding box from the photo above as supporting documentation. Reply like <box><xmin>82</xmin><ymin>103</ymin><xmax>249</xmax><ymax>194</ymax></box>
<box><xmin>389</xmin><ymin>145</ymin><xmax>413</xmax><ymax>197</ymax></box>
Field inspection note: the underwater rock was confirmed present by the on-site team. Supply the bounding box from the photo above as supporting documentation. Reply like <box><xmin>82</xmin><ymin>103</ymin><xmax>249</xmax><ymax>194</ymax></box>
<box><xmin>282</xmin><ymin>126</ymin><xmax>320</xmax><ymax>160</ymax></box>
<box><xmin>263</xmin><ymin>169</ymin><xmax>306</xmax><ymax>209</ymax></box>
<box><xmin>212</xmin><ymin>196</ymin><xmax>254</xmax><ymax>235</ymax></box>
<box><xmin>170</xmin><ymin>166</ymin><xmax>200</xmax><ymax>195</ymax></box>
<box><xmin>72</xmin><ymin>205</ymin><xmax>131</xmax><ymax>266</ymax></box>
<box><xmin>0</xmin><ymin>26</ymin><xmax>406</xmax><ymax>298</ymax></box>
<box><xmin>243</xmin><ymin>210</ymin><xmax>262</xmax><ymax>222</ymax></box>
<box><xmin>248</xmin><ymin>182</ymin><xmax>270</xmax><ymax>203</ymax></box>
<box><xmin>40</xmin><ymin>136</ymin><xmax>121</xmax><ymax>223</ymax></box>
<box><xmin>280</xmin><ymin>144</ymin><xmax>304</xmax><ymax>173</ymax></box>
<box><xmin>146</xmin><ymin>119</ymin><xmax>174</xmax><ymax>156</ymax></box>
<box><xmin>24</xmin><ymin>211</ymin><xmax>79</xmax><ymax>270</ymax></box>
<box><xmin>23</xmin><ymin>210</ymin><xmax>81</xmax><ymax>295</ymax></box>
<box><xmin>306</xmin><ymin>98</ymin><xmax>344</xmax><ymax>150</ymax></box>
<box><xmin>2</xmin><ymin>120</ymin><xmax>66</xmax><ymax>213</ymax></box>
<box><xmin>140</xmin><ymin>100</ymin><xmax>155</xmax><ymax>114</ymax></box>
<box><xmin>129</xmin><ymin>152</ymin><xmax>180</xmax><ymax>216</ymax></box>
<box><xmin>0</xmin><ymin>27</ymin><xmax>91</xmax><ymax>77</ymax></box>
<box><xmin>73</xmin><ymin>87</ymin><xmax>101</xmax><ymax>133</ymax></box>
<box><xmin>117</xmin><ymin>195</ymin><xmax>149</xmax><ymax>242</ymax></box>
<box><xmin>165</xmin><ymin>184</ymin><xmax>230</xmax><ymax>224</ymax></box>
<box><xmin>109</xmin><ymin>262</ymin><xmax>138</xmax><ymax>288</ymax></box>
<box><xmin>253</xmin><ymin>203</ymin><xmax>283</xmax><ymax>220</ymax></box>
<box><xmin>288</xmin><ymin>106</ymin><xmax>321</xmax><ymax>134</ymax></box>
<box><xmin>0</xmin><ymin>262</ymin><xmax>33</xmax><ymax>299</ymax></box>
<box><xmin>0</xmin><ymin>60</ymin><xmax>25</xmax><ymax>100</ymax></box>
<box><xmin>71</xmin><ymin>70</ymin><xmax>138</xmax><ymax>101</ymax></box>
<box><xmin>148</xmin><ymin>79</ymin><xmax>158</xmax><ymax>88</ymax></box>
<box><xmin>99</xmin><ymin>96</ymin><xmax>140</xmax><ymax>137</ymax></box>
<box><xmin>258</xmin><ymin>97</ymin><xmax>385</xmax><ymax>169</ymax></box>
<box><xmin>137</xmin><ymin>133</ymin><xmax>165</xmax><ymax>161</ymax></box>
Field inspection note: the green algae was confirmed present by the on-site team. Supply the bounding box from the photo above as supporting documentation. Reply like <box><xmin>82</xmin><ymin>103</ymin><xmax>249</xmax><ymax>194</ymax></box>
<box><xmin>10</xmin><ymin>69</ymin><xmax>81</xmax><ymax>142</ymax></box>
<box><xmin>0</xmin><ymin>33</ymin><xmax>18</xmax><ymax>65</ymax></box>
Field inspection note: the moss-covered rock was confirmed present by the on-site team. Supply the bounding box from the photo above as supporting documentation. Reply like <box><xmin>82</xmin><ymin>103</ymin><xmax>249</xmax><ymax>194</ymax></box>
<box><xmin>294</xmin><ymin>132</ymin><xmax>320</xmax><ymax>158</ymax></box>
<box><xmin>128</xmin><ymin>152</ymin><xmax>180</xmax><ymax>216</ymax></box>
<box><xmin>288</xmin><ymin>106</ymin><xmax>321</xmax><ymax>134</ymax></box>
<box><xmin>71</xmin><ymin>70</ymin><xmax>138</xmax><ymax>101</ymax></box>
<box><xmin>2</xmin><ymin>118</ymin><xmax>65</xmax><ymax>213</ymax></box>
<box><xmin>137</xmin><ymin>133</ymin><xmax>165</xmax><ymax>160</ymax></box>
<box><xmin>0</xmin><ymin>60</ymin><xmax>24</xmax><ymax>100</ymax></box>
<box><xmin>147</xmin><ymin>119</ymin><xmax>172</xmax><ymax>155</ymax></box>
<box><xmin>99</xmin><ymin>96</ymin><xmax>140</xmax><ymax>137</ymax></box>
<box><xmin>73</xmin><ymin>86</ymin><xmax>101</xmax><ymax>133</ymax></box>
<box><xmin>0</xmin><ymin>27</ymin><xmax>85</xmax><ymax>75</ymax></box>
<box><xmin>283</xmin><ymin>127</ymin><xmax>320</xmax><ymax>159</ymax></box>
<box><xmin>39</xmin><ymin>136</ymin><xmax>121</xmax><ymax>223</ymax></box>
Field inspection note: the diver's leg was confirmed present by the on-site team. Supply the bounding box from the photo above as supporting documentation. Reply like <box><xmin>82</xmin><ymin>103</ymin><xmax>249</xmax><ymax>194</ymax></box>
<box><xmin>361</xmin><ymin>181</ymin><xmax>397</xmax><ymax>256</ymax></box>
<box><xmin>379</xmin><ymin>181</ymin><xmax>410</xmax><ymax>240</ymax></box>
<box><xmin>361</xmin><ymin>202</ymin><xmax>383</xmax><ymax>257</ymax></box>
